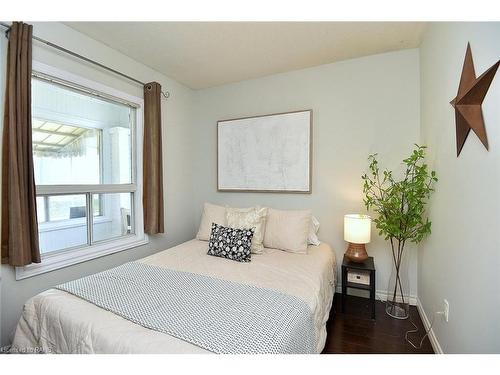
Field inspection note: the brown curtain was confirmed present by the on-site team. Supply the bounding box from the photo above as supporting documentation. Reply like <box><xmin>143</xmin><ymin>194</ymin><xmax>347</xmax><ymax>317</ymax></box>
<box><xmin>143</xmin><ymin>82</ymin><xmax>164</xmax><ymax>234</ymax></box>
<box><xmin>1</xmin><ymin>22</ymin><xmax>40</xmax><ymax>266</ymax></box>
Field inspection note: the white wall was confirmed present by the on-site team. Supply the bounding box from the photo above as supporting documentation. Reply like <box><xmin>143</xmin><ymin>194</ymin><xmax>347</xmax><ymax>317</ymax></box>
<box><xmin>0</xmin><ymin>22</ymin><xmax>197</xmax><ymax>346</ymax></box>
<box><xmin>419</xmin><ymin>22</ymin><xmax>500</xmax><ymax>353</ymax></box>
<box><xmin>192</xmin><ymin>49</ymin><xmax>421</xmax><ymax>301</ymax></box>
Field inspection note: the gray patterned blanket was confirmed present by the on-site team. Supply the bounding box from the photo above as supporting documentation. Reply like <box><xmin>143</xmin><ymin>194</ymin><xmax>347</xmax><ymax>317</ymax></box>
<box><xmin>56</xmin><ymin>262</ymin><xmax>316</xmax><ymax>354</ymax></box>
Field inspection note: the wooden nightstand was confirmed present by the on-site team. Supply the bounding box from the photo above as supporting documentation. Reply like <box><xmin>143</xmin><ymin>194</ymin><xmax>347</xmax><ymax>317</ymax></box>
<box><xmin>341</xmin><ymin>255</ymin><xmax>376</xmax><ymax>319</ymax></box>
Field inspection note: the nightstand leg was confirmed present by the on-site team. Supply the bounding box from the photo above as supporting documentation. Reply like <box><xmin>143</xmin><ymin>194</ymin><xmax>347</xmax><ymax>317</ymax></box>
<box><xmin>341</xmin><ymin>266</ymin><xmax>347</xmax><ymax>313</ymax></box>
<box><xmin>370</xmin><ymin>270</ymin><xmax>376</xmax><ymax>319</ymax></box>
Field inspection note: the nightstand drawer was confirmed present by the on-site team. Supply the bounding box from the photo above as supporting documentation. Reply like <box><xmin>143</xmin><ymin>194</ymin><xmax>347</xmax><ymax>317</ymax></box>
<box><xmin>347</xmin><ymin>270</ymin><xmax>370</xmax><ymax>285</ymax></box>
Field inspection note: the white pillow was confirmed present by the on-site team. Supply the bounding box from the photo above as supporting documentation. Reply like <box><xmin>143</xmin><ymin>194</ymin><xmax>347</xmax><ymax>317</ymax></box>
<box><xmin>263</xmin><ymin>208</ymin><xmax>311</xmax><ymax>254</ymax></box>
<box><xmin>308</xmin><ymin>216</ymin><xmax>321</xmax><ymax>246</ymax></box>
<box><xmin>196</xmin><ymin>203</ymin><xmax>226</xmax><ymax>241</ymax></box>
<box><xmin>226</xmin><ymin>206</ymin><xmax>268</xmax><ymax>254</ymax></box>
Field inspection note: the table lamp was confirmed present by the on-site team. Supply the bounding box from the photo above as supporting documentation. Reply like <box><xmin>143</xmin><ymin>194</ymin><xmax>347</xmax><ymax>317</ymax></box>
<box><xmin>344</xmin><ymin>214</ymin><xmax>371</xmax><ymax>263</ymax></box>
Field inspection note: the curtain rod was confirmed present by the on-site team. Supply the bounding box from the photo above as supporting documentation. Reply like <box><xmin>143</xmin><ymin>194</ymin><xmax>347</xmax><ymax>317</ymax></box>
<box><xmin>0</xmin><ymin>22</ymin><xmax>170</xmax><ymax>99</ymax></box>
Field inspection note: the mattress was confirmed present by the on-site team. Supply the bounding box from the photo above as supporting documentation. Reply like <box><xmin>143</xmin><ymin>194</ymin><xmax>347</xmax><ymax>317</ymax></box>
<box><xmin>11</xmin><ymin>239</ymin><xmax>336</xmax><ymax>354</ymax></box>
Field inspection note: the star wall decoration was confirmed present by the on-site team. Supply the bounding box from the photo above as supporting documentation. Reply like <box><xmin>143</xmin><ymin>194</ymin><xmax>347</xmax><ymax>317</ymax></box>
<box><xmin>450</xmin><ymin>43</ymin><xmax>499</xmax><ymax>157</ymax></box>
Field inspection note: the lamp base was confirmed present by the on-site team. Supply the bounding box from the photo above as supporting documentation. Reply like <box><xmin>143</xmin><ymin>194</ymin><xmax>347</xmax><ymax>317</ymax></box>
<box><xmin>345</xmin><ymin>243</ymin><xmax>368</xmax><ymax>263</ymax></box>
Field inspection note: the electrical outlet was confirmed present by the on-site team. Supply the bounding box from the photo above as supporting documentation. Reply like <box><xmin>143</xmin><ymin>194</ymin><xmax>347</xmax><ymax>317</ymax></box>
<box><xmin>443</xmin><ymin>299</ymin><xmax>449</xmax><ymax>322</ymax></box>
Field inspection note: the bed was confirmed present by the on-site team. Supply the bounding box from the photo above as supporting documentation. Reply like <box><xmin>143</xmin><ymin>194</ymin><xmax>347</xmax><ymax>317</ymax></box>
<box><xmin>11</xmin><ymin>239</ymin><xmax>336</xmax><ymax>354</ymax></box>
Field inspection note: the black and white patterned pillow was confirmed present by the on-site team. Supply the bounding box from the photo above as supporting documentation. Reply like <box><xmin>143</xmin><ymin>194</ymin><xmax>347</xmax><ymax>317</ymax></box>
<box><xmin>207</xmin><ymin>223</ymin><xmax>254</xmax><ymax>262</ymax></box>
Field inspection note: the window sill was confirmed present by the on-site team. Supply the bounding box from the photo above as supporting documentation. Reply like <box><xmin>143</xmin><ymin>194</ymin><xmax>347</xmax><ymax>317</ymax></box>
<box><xmin>15</xmin><ymin>234</ymin><xmax>149</xmax><ymax>280</ymax></box>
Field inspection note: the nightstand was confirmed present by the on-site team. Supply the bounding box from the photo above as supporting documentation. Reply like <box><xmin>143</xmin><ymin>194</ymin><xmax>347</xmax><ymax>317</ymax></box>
<box><xmin>341</xmin><ymin>255</ymin><xmax>376</xmax><ymax>319</ymax></box>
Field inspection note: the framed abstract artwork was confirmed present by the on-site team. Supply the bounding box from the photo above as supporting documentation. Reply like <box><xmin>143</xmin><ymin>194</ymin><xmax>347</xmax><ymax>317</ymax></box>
<box><xmin>217</xmin><ymin>109</ymin><xmax>312</xmax><ymax>193</ymax></box>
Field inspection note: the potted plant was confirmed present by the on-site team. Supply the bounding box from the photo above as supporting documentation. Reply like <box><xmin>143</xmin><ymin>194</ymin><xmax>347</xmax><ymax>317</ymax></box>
<box><xmin>362</xmin><ymin>145</ymin><xmax>437</xmax><ymax>319</ymax></box>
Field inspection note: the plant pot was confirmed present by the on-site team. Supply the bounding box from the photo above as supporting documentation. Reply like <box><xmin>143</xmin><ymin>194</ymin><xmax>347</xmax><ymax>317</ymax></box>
<box><xmin>386</xmin><ymin>246</ymin><xmax>410</xmax><ymax>319</ymax></box>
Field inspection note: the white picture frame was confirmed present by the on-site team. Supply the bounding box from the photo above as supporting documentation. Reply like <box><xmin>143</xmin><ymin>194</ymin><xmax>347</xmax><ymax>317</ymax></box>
<box><xmin>217</xmin><ymin>110</ymin><xmax>312</xmax><ymax>193</ymax></box>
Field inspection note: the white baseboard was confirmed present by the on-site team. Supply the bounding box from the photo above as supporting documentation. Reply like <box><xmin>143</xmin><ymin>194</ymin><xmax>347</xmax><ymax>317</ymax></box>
<box><xmin>374</xmin><ymin>289</ymin><xmax>418</xmax><ymax>306</ymax></box>
<box><xmin>416</xmin><ymin>299</ymin><xmax>443</xmax><ymax>354</ymax></box>
<box><xmin>335</xmin><ymin>285</ymin><xmax>418</xmax><ymax>305</ymax></box>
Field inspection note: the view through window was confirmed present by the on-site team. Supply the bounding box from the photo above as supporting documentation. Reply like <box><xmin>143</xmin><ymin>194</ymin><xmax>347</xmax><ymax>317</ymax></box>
<box><xmin>32</xmin><ymin>76</ymin><xmax>137</xmax><ymax>255</ymax></box>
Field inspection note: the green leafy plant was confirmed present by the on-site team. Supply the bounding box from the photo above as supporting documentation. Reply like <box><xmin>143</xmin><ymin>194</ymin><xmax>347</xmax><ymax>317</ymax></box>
<box><xmin>362</xmin><ymin>144</ymin><xmax>437</xmax><ymax>312</ymax></box>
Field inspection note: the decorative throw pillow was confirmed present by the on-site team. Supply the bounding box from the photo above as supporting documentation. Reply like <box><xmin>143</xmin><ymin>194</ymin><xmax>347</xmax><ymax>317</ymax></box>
<box><xmin>263</xmin><ymin>208</ymin><xmax>312</xmax><ymax>254</ymax></box>
<box><xmin>226</xmin><ymin>206</ymin><xmax>268</xmax><ymax>254</ymax></box>
<box><xmin>207</xmin><ymin>223</ymin><xmax>254</xmax><ymax>262</ymax></box>
<box><xmin>308</xmin><ymin>216</ymin><xmax>321</xmax><ymax>246</ymax></box>
<box><xmin>196</xmin><ymin>203</ymin><xmax>227</xmax><ymax>241</ymax></box>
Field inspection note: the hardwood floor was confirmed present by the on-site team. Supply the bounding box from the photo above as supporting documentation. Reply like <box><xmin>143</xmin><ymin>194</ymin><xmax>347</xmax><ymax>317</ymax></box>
<box><xmin>322</xmin><ymin>294</ymin><xmax>434</xmax><ymax>354</ymax></box>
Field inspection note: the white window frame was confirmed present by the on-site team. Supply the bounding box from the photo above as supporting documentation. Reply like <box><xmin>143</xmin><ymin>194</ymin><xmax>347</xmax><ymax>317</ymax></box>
<box><xmin>16</xmin><ymin>61</ymin><xmax>148</xmax><ymax>280</ymax></box>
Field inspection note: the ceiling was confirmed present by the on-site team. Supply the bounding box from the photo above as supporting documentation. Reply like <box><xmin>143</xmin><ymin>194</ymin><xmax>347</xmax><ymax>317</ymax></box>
<box><xmin>66</xmin><ymin>22</ymin><xmax>426</xmax><ymax>90</ymax></box>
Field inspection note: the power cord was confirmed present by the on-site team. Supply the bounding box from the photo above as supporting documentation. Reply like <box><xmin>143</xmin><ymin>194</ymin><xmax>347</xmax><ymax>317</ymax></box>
<box><xmin>405</xmin><ymin>311</ymin><xmax>444</xmax><ymax>350</ymax></box>
<box><xmin>356</xmin><ymin>292</ymin><xmax>439</xmax><ymax>350</ymax></box>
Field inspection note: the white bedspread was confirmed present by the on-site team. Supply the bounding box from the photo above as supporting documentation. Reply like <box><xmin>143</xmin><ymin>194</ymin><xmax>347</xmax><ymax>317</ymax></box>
<box><xmin>11</xmin><ymin>239</ymin><xmax>336</xmax><ymax>354</ymax></box>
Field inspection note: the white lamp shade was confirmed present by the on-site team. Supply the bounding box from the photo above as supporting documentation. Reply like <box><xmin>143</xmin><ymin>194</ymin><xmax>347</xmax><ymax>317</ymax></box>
<box><xmin>344</xmin><ymin>214</ymin><xmax>371</xmax><ymax>244</ymax></box>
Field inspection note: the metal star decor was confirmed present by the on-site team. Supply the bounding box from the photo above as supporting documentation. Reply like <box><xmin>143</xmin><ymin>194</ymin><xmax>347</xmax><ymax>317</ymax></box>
<box><xmin>450</xmin><ymin>43</ymin><xmax>500</xmax><ymax>156</ymax></box>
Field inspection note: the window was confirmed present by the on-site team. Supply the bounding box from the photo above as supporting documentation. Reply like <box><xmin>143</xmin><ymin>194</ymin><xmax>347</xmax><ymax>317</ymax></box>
<box><xmin>16</xmin><ymin>64</ymin><xmax>147</xmax><ymax>279</ymax></box>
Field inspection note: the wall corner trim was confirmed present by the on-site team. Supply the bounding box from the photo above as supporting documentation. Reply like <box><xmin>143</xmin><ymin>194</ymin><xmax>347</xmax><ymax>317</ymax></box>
<box><xmin>416</xmin><ymin>298</ymin><xmax>444</xmax><ymax>354</ymax></box>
